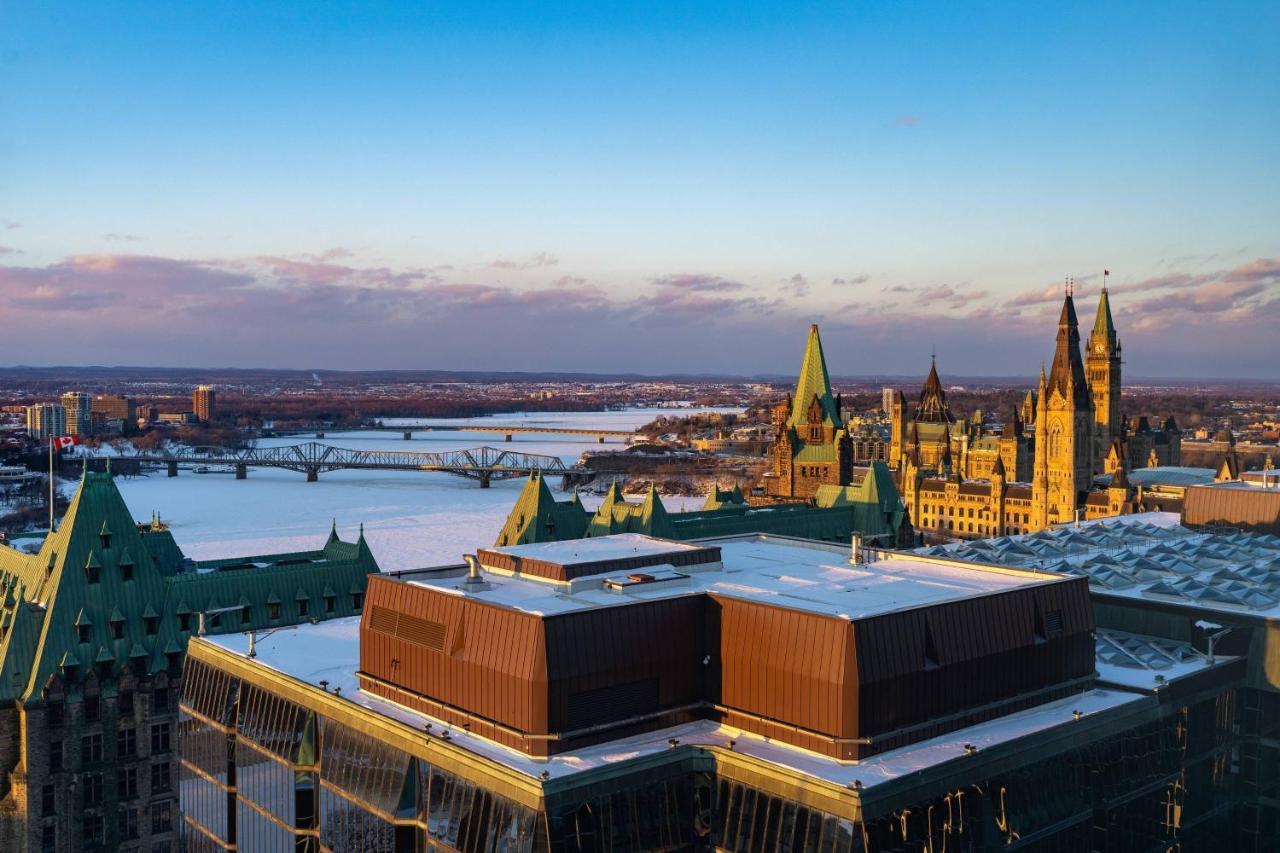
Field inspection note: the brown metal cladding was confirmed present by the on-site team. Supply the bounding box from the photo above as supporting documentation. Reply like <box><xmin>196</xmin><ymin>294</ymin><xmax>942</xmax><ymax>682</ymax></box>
<box><xmin>359</xmin><ymin>566</ymin><xmax>1095</xmax><ymax>760</ymax></box>
<box><xmin>713</xmin><ymin>596</ymin><xmax>853</xmax><ymax>739</ymax></box>
<box><xmin>1183</xmin><ymin>485</ymin><xmax>1280</xmax><ymax>535</ymax></box>
<box><xmin>853</xmin><ymin>577</ymin><xmax>1094</xmax><ymax>743</ymax></box>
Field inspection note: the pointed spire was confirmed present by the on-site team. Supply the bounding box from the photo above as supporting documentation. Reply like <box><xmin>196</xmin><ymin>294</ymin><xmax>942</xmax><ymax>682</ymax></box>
<box><xmin>787</xmin><ymin>324</ymin><xmax>842</xmax><ymax>430</ymax></box>
<box><xmin>992</xmin><ymin>453</ymin><xmax>1006</xmax><ymax>478</ymax></box>
<box><xmin>1047</xmin><ymin>292</ymin><xmax>1089</xmax><ymax>405</ymax></box>
<box><xmin>915</xmin><ymin>356</ymin><xmax>954</xmax><ymax>424</ymax></box>
<box><xmin>1092</xmin><ymin>285</ymin><xmax>1116</xmax><ymax>340</ymax></box>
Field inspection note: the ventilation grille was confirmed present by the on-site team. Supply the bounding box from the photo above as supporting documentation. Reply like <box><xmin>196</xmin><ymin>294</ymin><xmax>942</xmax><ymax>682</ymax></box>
<box><xmin>1045</xmin><ymin>609</ymin><xmax>1065</xmax><ymax>637</ymax></box>
<box><xmin>567</xmin><ymin>679</ymin><xmax>659</xmax><ymax>730</ymax></box>
<box><xmin>368</xmin><ymin>606</ymin><xmax>446</xmax><ymax>652</ymax></box>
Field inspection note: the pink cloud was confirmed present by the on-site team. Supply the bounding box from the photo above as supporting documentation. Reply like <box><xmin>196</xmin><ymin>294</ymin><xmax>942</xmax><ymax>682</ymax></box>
<box><xmin>0</xmin><ymin>251</ymin><xmax>1276</xmax><ymax>378</ymax></box>
<box><xmin>488</xmin><ymin>252</ymin><xmax>559</xmax><ymax>271</ymax></box>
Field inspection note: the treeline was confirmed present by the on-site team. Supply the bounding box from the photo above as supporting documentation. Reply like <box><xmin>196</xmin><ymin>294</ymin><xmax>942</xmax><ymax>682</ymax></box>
<box><xmin>220</xmin><ymin>394</ymin><xmax>611</xmax><ymax>426</ymax></box>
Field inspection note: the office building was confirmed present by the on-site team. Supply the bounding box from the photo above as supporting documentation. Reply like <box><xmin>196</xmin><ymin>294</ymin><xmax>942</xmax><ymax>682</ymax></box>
<box><xmin>179</xmin><ymin>520</ymin><xmax>1265</xmax><ymax>850</ymax></box>
<box><xmin>92</xmin><ymin>394</ymin><xmax>137</xmax><ymax>424</ymax></box>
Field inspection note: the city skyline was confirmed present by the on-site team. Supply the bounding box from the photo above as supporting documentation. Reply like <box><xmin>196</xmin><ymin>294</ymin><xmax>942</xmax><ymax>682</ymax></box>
<box><xmin>2</xmin><ymin>2</ymin><xmax>1278</xmax><ymax>377</ymax></box>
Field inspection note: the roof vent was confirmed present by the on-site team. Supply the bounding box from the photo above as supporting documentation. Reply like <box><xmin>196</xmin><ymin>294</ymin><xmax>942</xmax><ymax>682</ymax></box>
<box><xmin>459</xmin><ymin>554</ymin><xmax>492</xmax><ymax>592</ymax></box>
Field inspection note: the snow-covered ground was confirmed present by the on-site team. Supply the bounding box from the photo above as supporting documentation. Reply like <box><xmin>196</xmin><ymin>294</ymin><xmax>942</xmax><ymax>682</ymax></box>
<box><xmin>109</xmin><ymin>407</ymin><xmax>740</xmax><ymax>571</ymax></box>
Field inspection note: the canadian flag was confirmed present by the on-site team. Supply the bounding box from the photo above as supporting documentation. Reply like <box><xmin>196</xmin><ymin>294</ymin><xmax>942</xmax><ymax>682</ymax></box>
<box><xmin>51</xmin><ymin>435</ymin><xmax>79</xmax><ymax>450</ymax></box>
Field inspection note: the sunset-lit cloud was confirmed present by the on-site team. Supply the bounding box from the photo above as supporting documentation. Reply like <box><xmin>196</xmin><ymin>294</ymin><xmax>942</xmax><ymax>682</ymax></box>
<box><xmin>1</xmin><ymin>252</ymin><xmax>1277</xmax><ymax>377</ymax></box>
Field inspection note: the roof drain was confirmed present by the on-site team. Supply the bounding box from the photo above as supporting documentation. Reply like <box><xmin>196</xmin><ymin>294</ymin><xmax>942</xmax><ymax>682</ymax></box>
<box><xmin>460</xmin><ymin>554</ymin><xmax>492</xmax><ymax>592</ymax></box>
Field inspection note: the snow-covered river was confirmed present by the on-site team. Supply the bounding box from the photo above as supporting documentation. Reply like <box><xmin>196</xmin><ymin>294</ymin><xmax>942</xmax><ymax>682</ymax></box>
<box><xmin>109</xmin><ymin>407</ymin><xmax>742</xmax><ymax>571</ymax></box>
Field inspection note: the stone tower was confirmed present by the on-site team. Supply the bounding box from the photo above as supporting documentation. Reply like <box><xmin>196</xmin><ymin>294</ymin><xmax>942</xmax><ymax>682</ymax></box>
<box><xmin>1032</xmin><ymin>292</ymin><xmax>1096</xmax><ymax>528</ymax></box>
<box><xmin>1086</xmin><ymin>287</ymin><xmax>1122</xmax><ymax>474</ymax></box>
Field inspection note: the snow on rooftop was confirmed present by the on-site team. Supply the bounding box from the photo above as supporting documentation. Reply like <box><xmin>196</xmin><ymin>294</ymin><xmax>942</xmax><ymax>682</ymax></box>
<box><xmin>484</xmin><ymin>532</ymin><xmax>708</xmax><ymax>564</ymax></box>
<box><xmin>416</xmin><ymin>535</ymin><xmax>1058</xmax><ymax>619</ymax></box>
<box><xmin>204</xmin><ymin>617</ymin><xmax>1150</xmax><ymax>790</ymax></box>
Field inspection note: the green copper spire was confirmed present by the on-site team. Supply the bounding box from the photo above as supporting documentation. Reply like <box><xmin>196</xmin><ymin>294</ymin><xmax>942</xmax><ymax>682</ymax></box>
<box><xmin>788</xmin><ymin>324</ymin><xmax>842</xmax><ymax>429</ymax></box>
<box><xmin>1092</xmin><ymin>287</ymin><xmax>1116</xmax><ymax>339</ymax></box>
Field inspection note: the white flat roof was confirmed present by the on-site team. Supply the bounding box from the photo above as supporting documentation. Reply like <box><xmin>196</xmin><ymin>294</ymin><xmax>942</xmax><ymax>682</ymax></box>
<box><xmin>483</xmin><ymin>532</ymin><xmax>710</xmax><ymax>564</ymax></box>
<box><xmin>202</xmin><ymin>617</ymin><xmax>1157</xmax><ymax>790</ymax></box>
<box><xmin>420</xmin><ymin>534</ymin><xmax>1059</xmax><ymax>619</ymax></box>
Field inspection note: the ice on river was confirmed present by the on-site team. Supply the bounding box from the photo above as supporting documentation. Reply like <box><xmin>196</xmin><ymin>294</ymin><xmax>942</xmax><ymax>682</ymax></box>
<box><xmin>108</xmin><ymin>408</ymin><xmax>740</xmax><ymax>571</ymax></box>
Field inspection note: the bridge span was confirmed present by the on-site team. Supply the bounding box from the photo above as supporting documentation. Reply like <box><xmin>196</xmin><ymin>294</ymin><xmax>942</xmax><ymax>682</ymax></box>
<box><xmin>272</xmin><ymin>423</ymin><xmax>634</xmax><ymax>443</ymax></box>
<box><xmin>103</xmin><ymin>442</ymin><xmax>583</xmax><ymax>488</ymax></box>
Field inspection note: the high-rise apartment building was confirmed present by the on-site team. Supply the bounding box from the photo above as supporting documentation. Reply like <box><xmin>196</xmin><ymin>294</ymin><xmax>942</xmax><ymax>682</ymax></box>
<box><xmin>25</xmin><ymin>403</ymin><xmax>67</xmax><ymax>439</ymax></box>
<box><xmin>59</xmin><ymin>391</ymin><xmax>91</xmax><ymax>436</ymax></box>
<box><xmin>192</xmin><ymin>385</ymin><xmax>216</xmax><ymax>423</ymax></box>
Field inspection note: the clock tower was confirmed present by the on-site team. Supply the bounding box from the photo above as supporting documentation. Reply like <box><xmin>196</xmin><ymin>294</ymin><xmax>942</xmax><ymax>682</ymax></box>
<box><xmin>1086</xmin><ymin>287</ymin><xmax>1122</xmax><ymax>474</ymax></box>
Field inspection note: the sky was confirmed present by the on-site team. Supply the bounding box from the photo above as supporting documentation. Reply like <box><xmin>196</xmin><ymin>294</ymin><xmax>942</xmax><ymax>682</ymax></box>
<box><xmin>1</xmin><ymin>2</ymin><xmax>1278</xmax><ymax>379</ymax></box>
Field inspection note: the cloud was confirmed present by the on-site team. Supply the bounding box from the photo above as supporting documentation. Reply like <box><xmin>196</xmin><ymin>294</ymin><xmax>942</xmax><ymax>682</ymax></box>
<box><xmin>882</xmin><ymin>284</ymin><xmax>913</xmax><ymax>294</ymax></box>
<box><xmin>488</xmin><ymin>252</ymin><xmax>559</xmax><ymax>271</ymax></box>
<box><xmin>0</xmin><ymin>252</ymin><xmax>1276</xmax><ymax>378</ymax></box>
<box><xmin>785</xmin><ymin>273</ymin><xmax>809</xmax><ymax>297</ymax></box>
<box><xmin>103</xmin><ymin>233</ymin><xmax>142</xmax><ymax>242</ymax></box>
<box><xmin>0</xmin><ymin>246</ymin><xmax>15</xmax><ymax>255</ymax></box>
<box><xmin>893</xmin><ymin>116</ymin><xmax>922</xmax><ymax>127</ymax></box>
<box><xmin>651</xmin><ymin>273</ymin><xmax>748</xmax><ymax>292</ymax></box>
<box><xmin>832</xmin><ymin>274</ymin><xmax>870</xmax><ymax>286</ymax></box>
<box><xmin>1</xmin><ymin>221</ymin><xmax>18</xmax><ymax>231</ymax></box>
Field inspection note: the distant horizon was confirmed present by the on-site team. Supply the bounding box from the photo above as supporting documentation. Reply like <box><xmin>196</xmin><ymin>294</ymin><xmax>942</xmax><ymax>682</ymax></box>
<box><xmin>0</xmin><ymin>362</ymin><xmax>1274</xmax><ymax>390</ymax></box>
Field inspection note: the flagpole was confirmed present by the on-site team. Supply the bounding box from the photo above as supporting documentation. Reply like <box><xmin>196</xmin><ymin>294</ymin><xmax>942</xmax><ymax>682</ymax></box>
<box><xmin>48</xmin><ymin>436</ymin><xmax>54</xmax><ymax>532</ymax></box>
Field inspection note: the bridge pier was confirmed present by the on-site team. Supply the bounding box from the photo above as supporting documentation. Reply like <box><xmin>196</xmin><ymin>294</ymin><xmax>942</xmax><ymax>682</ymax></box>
<box><xmin>235</xmin><ymin>463</ymin><xmax>247</xmax><ymax>480</ymax></box>
<box><xmin>306</xmin><ymin>466</ymin><xmax>319</xmax><ymax>483</ymax></box>
<box><xmin>479</xmin><ymin>474</ymin><xmax>491</xmax><ymax>489</ymax></box>
<box><xmin>598</xmin><ymin>436</ymin><xmax>605</xmax><ymax>443</ymax></box>
<box><xmin>505</xmin><ymin>434</ymin><xmax>512</xmax><ymax>442</ymax></box>
<box><xmin>167</xmin><ymin>461</ymin><xmax>178</xmax><ymax>478</ymax></box>
<box><xmin>316</xmin><ymin>432</ymin><xmax>325</xmax><ymax>439</ymax></box>
<box><xmin>403</xmin><ymin>431</ymin><xmax>412</xmax><ymax>440</ymax></box>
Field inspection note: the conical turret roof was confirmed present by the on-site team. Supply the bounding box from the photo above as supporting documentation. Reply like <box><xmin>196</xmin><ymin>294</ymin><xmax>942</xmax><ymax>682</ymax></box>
<box><xmin>787</xmin><ymin>325</ymin><xmax>843</xmax><ymax>430</ymax></box>
<box><xmin>914</xmin><ymin>356</ymin><xmax>954</xmax><ymax>424</ymax></box>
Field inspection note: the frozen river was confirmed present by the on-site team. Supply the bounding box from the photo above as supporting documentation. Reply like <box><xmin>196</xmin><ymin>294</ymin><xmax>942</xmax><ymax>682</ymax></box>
<box><xmin>108</xmin><ymin>407</ymin><xmax>742</xmax><ymax>571</ymax></box>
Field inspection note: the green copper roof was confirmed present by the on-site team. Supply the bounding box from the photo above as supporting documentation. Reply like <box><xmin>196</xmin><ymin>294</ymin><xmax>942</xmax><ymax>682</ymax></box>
<box><xmin>0</xmin><ymin>470</ymin><xmax>379</xmax><ymax>705</ymax></box>
<box><xmin>497</xmin><ymin>465</ymin><xmax>911</xmax><ymax>549</ymax></box>
<box><xmin>1092</xmin><ymin>287</ymin><xmax>1116</xmax><ymax>339</ymax></box>
<box><xmin>493</xmin><ymin>471</ymin><xmax>589</xmax><ymax>547</ymax></box>
<box><xmin>788</xmin><ymin>324</ymin><xmax>843</xmax><ymax>430</ymax></box>
<box><xmin>702</xmin><ymin>484</ymin><xmax>746</xmax><ymax>511</ymax></box>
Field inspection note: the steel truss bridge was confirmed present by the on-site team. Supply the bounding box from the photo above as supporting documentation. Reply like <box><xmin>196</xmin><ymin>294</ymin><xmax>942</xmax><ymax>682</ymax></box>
<box><xmin>113</xmin><ymin>442</ymin><xmax>580</xmax><ymax>487</ymax></box>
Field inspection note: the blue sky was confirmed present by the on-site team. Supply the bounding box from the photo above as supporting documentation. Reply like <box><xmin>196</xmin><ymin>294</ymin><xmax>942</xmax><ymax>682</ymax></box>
<box><xmin>2</xmin><ymin>2</ymin><xmax>1278</xmax><ymax>377</ymax></box>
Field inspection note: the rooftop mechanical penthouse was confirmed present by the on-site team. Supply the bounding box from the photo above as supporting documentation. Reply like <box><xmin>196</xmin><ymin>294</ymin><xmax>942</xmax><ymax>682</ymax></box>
<box><xmin>356</xmin><ymin>533</ymin><xmax>1094</xmax><ymax>760</ymax></box>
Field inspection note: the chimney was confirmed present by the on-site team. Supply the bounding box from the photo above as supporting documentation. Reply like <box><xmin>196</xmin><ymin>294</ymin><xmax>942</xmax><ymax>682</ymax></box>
<box><xmin>851</xmin><ymin>534</ymin><xmax>864</xmax><ymax>565</ymax></box>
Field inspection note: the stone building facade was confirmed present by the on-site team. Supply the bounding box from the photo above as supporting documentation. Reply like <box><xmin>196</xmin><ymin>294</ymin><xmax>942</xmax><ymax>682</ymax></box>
<box><xmin>762</xmin><ymin>325</ymin><xmax>853</xmax><ymax>500</ymax></box>
<box><xmin>0</xmin><ymin>470</ymin><xmax>378</xmax><ymax>852</ymax></box>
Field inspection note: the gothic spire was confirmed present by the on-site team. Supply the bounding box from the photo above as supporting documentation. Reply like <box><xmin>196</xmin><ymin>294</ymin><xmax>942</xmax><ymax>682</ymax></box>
<box><xmin>914</xmin><ymin>355</ymin><xmax>955</xmax><ymax>424</ymax></box>
<box><xmin>1047</xmin><ymin>292</ymin><xmax>1091</xmax><ymax>406</ymax></box>
<box><xmin>787</xmin><ymin>324</ymin><xmax>842</xmax><ymax>430</ymax></box>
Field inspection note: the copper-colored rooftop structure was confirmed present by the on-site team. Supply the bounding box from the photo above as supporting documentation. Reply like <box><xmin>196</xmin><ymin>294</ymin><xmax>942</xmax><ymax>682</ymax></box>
<box><xmin>357</xmin><ymin>534</ymin><xmax>1094</xmax><ymax>759</ymax></box>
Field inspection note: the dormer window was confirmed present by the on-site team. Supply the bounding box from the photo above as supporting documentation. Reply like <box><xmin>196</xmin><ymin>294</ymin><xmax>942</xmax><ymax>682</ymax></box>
<box><xmin>99</xmin><ymin>530</ymin><xmax>111</xmax><ymax>550</ymax></box>
<box><xmin>119</xmin><ymin>559</ymin><xmax>134</xmax><ymax>582</ymax></box>
<box><xmin>77</xmin><ymin>624</ymin><xmax>90</xmax><ymax>644</ymax></box>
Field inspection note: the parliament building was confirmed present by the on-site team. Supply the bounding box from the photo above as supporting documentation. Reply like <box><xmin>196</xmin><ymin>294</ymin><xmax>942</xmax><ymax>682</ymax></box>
<box><xmin>767</xmin><ymin>287</ymin><xmax>1183</xmax><ymax>540</ymax></box>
